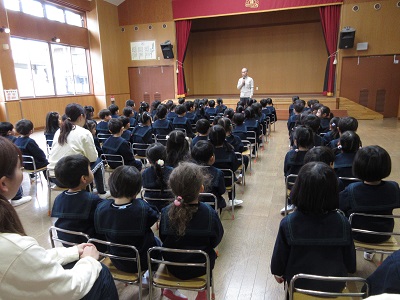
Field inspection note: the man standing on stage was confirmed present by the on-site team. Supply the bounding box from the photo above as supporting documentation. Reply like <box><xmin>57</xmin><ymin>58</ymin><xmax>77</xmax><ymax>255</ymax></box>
<box><xmin>237</xmin><ymin>67</ymin><xmax>254</xmax><ymax>106</ymax></box>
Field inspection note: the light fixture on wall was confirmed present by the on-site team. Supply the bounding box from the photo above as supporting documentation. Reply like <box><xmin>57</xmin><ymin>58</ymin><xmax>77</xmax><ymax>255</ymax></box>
<box><xmin>51</xmin><ymin>36</ymin><xmax>61</xmax><ymax>43</ymax></box>
<box><xmin>0</xmin><ymin>26</ymin><xmax>11</xmax><ymax>34</ymax></box>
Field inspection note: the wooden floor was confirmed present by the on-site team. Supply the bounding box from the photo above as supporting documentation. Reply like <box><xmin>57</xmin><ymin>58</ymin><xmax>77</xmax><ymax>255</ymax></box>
<box><xmin>17</xmin><ymin>118</ymin><xmax>400</xmax><ymax>300</ymax></box>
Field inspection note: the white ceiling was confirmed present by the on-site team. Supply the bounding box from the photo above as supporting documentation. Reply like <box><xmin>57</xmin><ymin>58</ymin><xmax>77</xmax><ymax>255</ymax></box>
<box><xmin>103</xmin><ymin>0</ymin><xmax>125</xmax><ymax>7</ymax></box>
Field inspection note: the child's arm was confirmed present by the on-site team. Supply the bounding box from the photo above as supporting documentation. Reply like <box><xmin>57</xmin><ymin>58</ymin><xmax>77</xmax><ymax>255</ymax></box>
<box><xmin>270</xmin><ymin>220</ymin><xmax>290</xmax><ymax>281</ymax></box>
<box><xmin>26</xmin><ymin>139</ymin><xmax>48</xmax><ymax>166</ymax></box>
<box><xmin>210</xmin><ymin>211</ymin><xmax>224</xmax><ymax>248</ymax></box>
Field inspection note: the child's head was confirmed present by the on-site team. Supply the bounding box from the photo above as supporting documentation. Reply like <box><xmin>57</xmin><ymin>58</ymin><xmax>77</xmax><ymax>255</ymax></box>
<box><xmin>140</xmin><ymin>112</ymin><xmax>152</xmax><ymax>125</ymax></box>
<box><xmin>108</xmin><ymin>118</ymin><xmax>123</xmax><ymax>134</ymax></box>
<box><xmin>292</xmin><ymin>96</ymin><xmax>299</xmax><ymax>103</ymax></box>
<box><xmin>208</xmin><ymin>100</ymin><xmax>216</xmax><ymax>108</ymax></box>
<box><xmin>125</xmin><ymin>99</ymin><xmax>135</xmax><ymax>108</ymax></box>
<box><xmin>175</xmin><ymin>104</ymin><xmax>187</xmax><ymax>116</ymax></box>
<box><xmin>139</xmin><ymin>102</ymin><xmax>150</xmax><ymax>114</ymax></box>
<box><xmin>45</xmin><ymin>111</ymin><xmax>60</xmax><ymax>134</ymax></box>
<box><xmin>209</xmin><ymin>125</ymin><xmax>226</xmax><ymax>147</ymax></box>
<box><xmin>184</xmin><ymin>101</ymin><xmax>194</xmax><ymax>112</ymax></box>
<box><xmin>266</xmin><ymin>98</ymin><xmax>273</xmax><ymax>105</ymax></box>
<box><xmin>166</xmin><ymin>130</ymin><xmax>190</xmax><ymax>167</ymax></box>
<box><xmin>224</xmin><ymin>108</ymin><xmax>235</xmax><ymax>120</ymax></box>
<box><xmin>86</xmin><ymin>120</ymin><xmax>97</xmax><ymax>135</ymax></box>
<box><xmin>0</xmin><ymin>122</ymin><xmax>14</xmax><ymax>137</ymax></box>
<box><xmin>99</xmin><ymin>109</ymin><xmax>111</xmax><ymax>120</ymax></box>
<box><xmin>307</xmin><ymin>99</ymin><xmax>319</xmax><ymax>108</ymax></box>
<box><xmin>123</xmin><ymin>107</ymin><xmax>133</xmax><ymax>118</ymax></box>
<box><xmin>146</xmin><ymin>143</ymin><xmax>167</xmax><ymax>165</ymax></box>
<box><xmin>311</xmin><ymin>103</ymin><xmax>322</xmax><ymax>114</ymax></box>
<box><xmin>338</xmin><ymin>117</ymin><xmax>358</xmax><ymax>134</ymax></box>
<box><xmin>293</xmin><ymin>125</ymin><xmax>314</xmax><ymax>149</ymax></box>
<box><xmin>54</xmin><ymin>154</ymin><xmax>92</xmax><ymax>188</ymax></box>
<box><xmin>293</xmin><ymin>100</ymin><xmax>305</xmax><ymax>114</ymax></box>
<box><xmin>108</xmin><ymin>104</ymin><xmax>119</xmax><ymax>115</ymax></box>
<box><xmin>119</xmin><ymin>116</ymin><xmax>130</xmax><ymax>129</ymax></box>
<box><xmin>304</xmin><ymin>146</ymin><xmax>335</xmax><ymax>166</ymax></box>
<box><xmin>196</xmin><ymin>119</ymin><xmax>210</xmax><ymax>135</ymax></box>
<box><xmin>233</xmin><ymin>113</ymin><xmax>245</xmax><ymax>126</ymax></box>
<box><xmin>155</xmin><ymin>104</ymin><xmax>168</xmax><ymax>119</ymax></box>
<box><xmin>329</xmin><ymin>117</ymin><xmax>340</xmax><ymax>132</ymax></box>
<box><xmin>217</xmin><ymin>117</ymin><xmax>233</xmax><ymax>134</ymax></box>
<box><xmin>84</xmin><ymin>106</ymin><xmax>94</xmax><ymax>120</ymax></box>
<box><xmin>260</xmin><ymin>98</ymin><xmax>268</xmax><ymax>107</ymax></box>
<box><xmin>353</xmin><ymin>145</ymin><xmax>391</xmax><ymax>182</ymax></box>
<box><xmin>292</xmin><ymin>162</ymin><xmax>338</xmax><ymax>213</ymax></box>
<box><xmin>301</xmin><ymin>114</ymin><xmax>320</xmax><ymax>133</ymax></box>
<box><xmin>244</xmin><ymin>107</ymin><xmax>255</xmax><ymax>119</ymax></box>
<box><xmin>217</xmin><ymin>98</ymin><xmax>223</xmax><ymax>106</ymax></box>
<box><xmin>339</xmin><ymin>131</ymin><xmax>361</xmax><ymax>153</ymax></box>
<box><xmin>151</xmin><ymin>100</ymin><xmax>161</xmax><ymax>112</ymax></box>
<box><xmin>16</xmin><ymin>119</ymin><xmax>34</xmax><ymax>136</ymax></box>
<box><xmin>178</xmin><ymin>97</ymin><xmax>185</xmax><ymax>105</ymax></box>
<box><xmin>316</xmin><ymin>106</ymin><xmax>330</xmax><ymax>119</ymax></box>
<box><xmin>191</xmin><ymin>140</ymin><xmax>214</xmax><ymax>165</ymax></box>
<box><xmin>109</xmin><ymin>165</ymin><xmax>142</xmax><ymax>199</ymax></box>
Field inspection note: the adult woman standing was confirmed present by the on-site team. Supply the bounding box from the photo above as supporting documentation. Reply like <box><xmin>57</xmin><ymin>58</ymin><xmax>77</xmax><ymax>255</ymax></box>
<box><xmin>49</xmin><ymin>103</ymin><xmax>109</xmax><ymax>198</ymax></box>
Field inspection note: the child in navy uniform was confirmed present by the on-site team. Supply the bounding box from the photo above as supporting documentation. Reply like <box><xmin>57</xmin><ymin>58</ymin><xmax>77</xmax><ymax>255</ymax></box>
<box><xmin>172</xmin><ymin>105</ymin><xmax>194</xmax><ymax>138</ymax></box>
<box><xmin>142</xmin><ymin>143</ymin><xmax>174</xmax><ymax>211</ymax></box>
<box><xmin>131</xmin><ymin>112</ymin><xmax>153</xmax><ymax>157</ymax></box>
<box><xmin>102</xmin><ymin>119</ymin><xmax>142</xmax><ymax>171</ymax></box>
<box><xmin>51</xmin><ymin>155</ymin><xmax>105</xmax><ymax>246</ymax></box>
<box><xmin>96</xmin><ymin>109</ymin><xmax>112</xmax><ymax>134</ymax></box>
<box><xmin>191</xmin><ymin>119</ymin><xmax>210</xmax><ymax>149</ymax></box>
<box><xmin>287</xmin><ymin>100</ymin><xmax>304</xmax><ymax>135</ymax></box>
<box><xmin>334</xmin><ymin>131</ymin><xmax>360</xmax><ymax>178</ymax></box>
<box><xmin>122</xmin><ymin>106</ymin><xmax>137</xmax><ymax>128</ymax></box>
<box><xmin>316</xmin><ymin>105</ymin><xmax>331</xmax><ymax>134</ymax></box>
<box><xmin>152</xmin><ymin>104</ymin><xmax>174</xmax><ymax>136</ymax></box>
<box><xmin>125</xmin><ymin>99</ymin><xmax>138</xmax><ymax>120</ymax></box>
<box><xmin>184</xmin><ymin>101</ymin><xmax>198</xmax><ymax>125</ymax></box>
<box><xmin>339</xmin><ymin>145</ymin><xmax>400</xmax><ymax>261</ymax></box>
<box><xmin>87</xmin><ymin>120</ymin><xmax>102</xmax><ymax>157</ymax></box>
<box><xmin>205</xmin><ymin>100</ymin><xmax>217</xmax><ymax>117</ymax></box>
<box><xmin>166</xmin><ymin>130</ymin><xmax>190</xmax><ymax>168</ymax></box>
<box><xmin>232</xmin><ymin>113</ymin><xmax>247</xmax><ymax>141</ymax></box>
<box><xmin>191</xmin><ymin>140</ymin><xmax>226</xmax><ymax>210</ymax></box>
<box><xmin>118</xmin><ymin>116</ymin><xmax>132</xmax><ymax>141</ymax></box>
<box><xmin>160</xmin><ymin>162</ymin><xmax>224</xmax><ymax>300</ymax></box>
<box><xmin>15</xmin><ymin>119</ymin><xmax>49</xmax><ymax>175</ymax></box>
<box><xmin>95</xmin><ymin>165</ymin><xmax>159</xmax><ymax>275</ymax></box>
<box><xmin>328</xmin><ymin>116</ymin><xmax>358</xmax><ymax>150</ymax></box>
<box><xmin>216</xmin><ymin>98</ymin><xmax>227</xmax><ymax>115</ymax></box>
<box><xmin>271</xmin><ymin>162</ymin><xmax>356</xmax><ymax>293</ymax></box>
<box><xmin>322</xmin><ymin>116</ymin><xmax>340</xmax><ymax>146</ymax></box>
<box><xmin>108</xmin><ymin>104</ymin><xmax>119</xmax><ymax>118</ymax></box>
<box><xmin>44</xmin><ymin>111</ymin><xmax>60</xmax><ymax>147</ymax></box>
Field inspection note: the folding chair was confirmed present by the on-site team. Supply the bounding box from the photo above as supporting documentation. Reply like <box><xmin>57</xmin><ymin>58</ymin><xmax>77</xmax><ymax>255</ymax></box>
<box><xmin>21</xmin><ymin>155</ymin><xmax>47</xmax><ymax>197</ymax></box>
<box><xmin>100</xmin><ymin>154</ymin><xmax>124</xmax><ymax>172</ymax></box>
<box><xmin>199</xmin><ymin>192</ymin><xmax>219</xmax><ymax>217</ymax></box>
<box><xmin>349</xmin><ymin>212</ymin><xmax>400</xmax><ymax>263</ymax></box>
<box><xmin>141</xmin><ymin>188</ymin><xmax>175</xmax><ymax>214</ymax></box>
<box><xmin>283</xmin><ymin>174</ymin><xmax>298</xmax><ymax>216</ymax></box>
<box><xmin>220</xmin><ymin>168</ymin><xmax>236</xmax><ymax>220</ymax></box>
<box><xmin>241</xmin><ymin>139</ymin><xmax>252</xmax><ymax>172</ymax></box>
<box><xmin>49</xmin><ymin>226</ymin><xmax>90</xmax><ymax>248</ymax></box>
<box><xmin>289</xmin><ymin>273</ymin><xmax>369</xmax><ymax>300</ymax></box>
<box><xmin>46</xmin><ymin>169</ymin><xmax>68</xmax><ymax>216</ymax></box>
<box><xmin>147</xmin><ymin>247</ymin><xmax>212</xmax><ymax>300</ymax></box>
<box><xmin>155</xmin><ymin>134</ymin><xmax>168</xmax><ymax>146</ymax></box>
<box><xmin>338</xmin><ymin>176</ymin><xmax>361</xmax><ymax>188</ymax></box>
<box><xmin>97</xmin><ymin>133</ymin><xmax>112</xmax><ymax>144</ymax></box>
<box><xmin>131</xmin><ymin>143</ymin><xmax>151</xmax><ymax>164</ymax></box>
<box><xmin>88</xmin><ymin>238</ymin><xmax>143</xmax><ymax>300</ymax></box>
<box><xmin>46</xmin><ymin>139</ymin><xmax>53</xmax><ymax>157</ymax></box>
<box><xmin>235</xmin><ymin>152</ymin><xmax>246</xmax><ymax>186</ymax></box>
<box><xmin>246</xmin><ymin>130</ymin><xmax>258</xmax><ymax>158</ymax></box>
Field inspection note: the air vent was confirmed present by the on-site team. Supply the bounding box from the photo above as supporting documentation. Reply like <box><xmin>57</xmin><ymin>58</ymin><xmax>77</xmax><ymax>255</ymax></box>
<box><xmin>162</xmin><ymin>24</ymin><xmax>167</xmax><ymax>29</ymax></box>
<box><xmin>374</xmin><ymin>3</ymin><xmax>381</xmax><ymax>10</ymax></box>
<box><xmin>375</xmin><ymin>89</ymin><xmax>386</xmax><ymax>112</ymax></box>
<box><xmin>154</xmin><ymin>93</ymin><xmax>161</xmax><ymax>101</ymax></box>
<box><xmin>359</xmin><ymin>89</ymin><xmax>369</xmax><ymax>107</ymax></box>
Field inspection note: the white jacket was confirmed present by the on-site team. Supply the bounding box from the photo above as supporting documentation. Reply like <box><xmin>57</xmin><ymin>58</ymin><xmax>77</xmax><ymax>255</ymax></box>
<box><xmin>0</xmin><ymin>233</ymin><xmax>101</xmax><ymax>300</ymax></box>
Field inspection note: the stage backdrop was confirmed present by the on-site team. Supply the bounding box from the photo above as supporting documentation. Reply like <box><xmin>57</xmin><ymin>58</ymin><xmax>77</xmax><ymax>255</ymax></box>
<box><xmin>172</xmin><ymin>0</ymin><xmax>343</xmax><ymax>20</ymax></box>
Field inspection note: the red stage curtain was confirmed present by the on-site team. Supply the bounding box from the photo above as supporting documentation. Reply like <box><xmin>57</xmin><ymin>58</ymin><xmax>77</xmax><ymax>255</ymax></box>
<box><xmin>319</xmin><ymin>5</ymin><xmax>341</xmax><ymax>96</ymax></box>
<box><xmin>175</xmin><ymin>20</ymin><xmax>192</xmax><ymax>96</ymax></box>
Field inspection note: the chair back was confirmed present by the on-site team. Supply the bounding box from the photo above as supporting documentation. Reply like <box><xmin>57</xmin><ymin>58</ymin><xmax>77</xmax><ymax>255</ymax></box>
<box><xmin>338</xmin><ymin>176</ymin><xmax>361</xmax><ymax>188</ymax></box>
<box><xmin>101</xmin><ymin>154</ymin><xmax>125</xmax><ymax>170</ymax></box>
<box><xmin>97</xmin><ymin>133</ymin><xmax>112</xmax><ymax>144</ymax></box>
<box><xmin>284</xmin><ymin>174</ymin><xmax>298</xmax><ymax>216</ymax></box>
<box><xmin>147</xmin><ymin>246</ymin><xmax>211</xmax><ymax>300</ymax></box>
<box><xmin>199</xmin><ymin>192</ymin><xmax>219</xmax><ymax>215</ymax></box>
<box><xmin>289</xmin><ymin>273</ymin><xmax>369</xmax><ymax>300</ymax></box>
<box><xmin>22</xmin><ymin>155</ymin><xmax>37</xmax><ymax>171</ymax></box>
<box><xmin>49</xmin><ymin>226</ymin><xmax>90</xmax><ymax>248</ymax></box>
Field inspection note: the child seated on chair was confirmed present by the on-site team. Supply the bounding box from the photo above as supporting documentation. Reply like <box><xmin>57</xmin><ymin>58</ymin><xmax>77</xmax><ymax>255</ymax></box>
<box><xmin>322</xmin><ymin>117</ymin><xmax>340</xmax><ymax>146</ymax></box>
<box><xmin>96</xmin><ymin>109</ymin><xmax>112</xmax><ymax>134</ymax></box>
<box><xmin>51</xmin><ymin>154</ymin><xmax>105</xmax><ymax>246</ymax></box>
<box><xmin>44</xmin><ymin>111</ymin><xmax>60</xmax><ymax>147</ymax></box>
<box><xmin>191</xmin><ymin>119</ymin><xmax>210</xmax><ymax>149</ymax></box>
<box><xmin>192</xmin><ymin>140</ymin><xmax>226</xmax><ymax>210</ymax></box>
<box><xmin>339</xmin><ymin>145</ymin><xmax>400</xmax><ymax>261</ymax></box>
<box><xmin>271</xmin><ymin>162</ymin><xmax>356</xmax><ymax>293</ymax></box>
<box><xmin>14</xmin><ymin>119</ymin><xmax>49</xmax><ymax>177</ymax></box>
<box><xmin>108</xmin><ymin>104</ymin><xmax>119</xmax><ymax>119</ymax></box>
<box><xmin>160</xmin><ymin>162</ymin><xmax>224</xmax><ymax>300</ymax></box>
<box><xmin>334</xmin><ymin>131</ymin><xmax>361</xmax><ymax>178</ymax></box>
<box><xmin>102</xmin><ymin>118</ymin><xmax>142</xmax><ymax>171</ymax></box>
<box><xmin>328</xmin><ymin>116</ymin><xmax>358</xmax><ymax>150</ymax></box>
<box><xmin>95</xmin><ymin>165</ymin><xmax>160</xmax><ymax>274</ymax></box>
<box><xmin>122</xmin><ymin>106</ymin><xmax>137</xmax><ymax>128</ymax></box>
<box><xmin>131</xmin><ymin>112</ymin><xmax>153</xmax><ymax>157</ymax></box>
<box><xmin>86</xmin><ymin>120</ymin><xmax>102</xmax><ymax>158</ymax></box>
<box><xmin>118</xmin><ymin>116</ymin><xmax>132</xmax><ymax>142</ymax></box>
<box><xmin>166</xmin><ymin>130</ymin><xmax>190</xmax><ymax>168</ymax></box>
<box><xmin>142</xmin><ymin>143</ymin><xmax>174</xmax><ymax>212</ymax></box>
<box><xmin>316</xmin><ymin>105</ymin><xmax>331</xmax><ymax>134</ymax></box>
<box><xmin>172</xmin><ymin>104</ymin><xmax>195</xmax><ymax>138</ymax></box>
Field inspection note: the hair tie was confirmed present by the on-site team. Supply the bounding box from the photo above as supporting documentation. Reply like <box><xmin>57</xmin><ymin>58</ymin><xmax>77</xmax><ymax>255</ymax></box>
<box><xmin>156</xmin><ymin>159</ymin><xmax>164</xmax><ymax>167</ymax></box>
<box><xmin>185</xmin><ymin>136</ymin><xmax>190</xmax><ymax>141</ymax></box>
<box><xmin>337</xmin><ymin>145</ymin><xmax>342</xmax><ymax>150</ymax></box>
<box><xmin>174</xmin><ymin>196</ymin><xmax>182</xmax><ymax>206</ymax></box>
<box><xmin>295</xmin><ymin>149</ymin><xmax>299</xmax><ymax>152</ymax></box>
<box><xmin>67</xmin><ymin>117</ymin><xmax>71</xmax><ymax>121</ymax></box>
<box><xmin>166</xmin><ymin>135</ymin><xmax>170</xmax><ymax>140</ymax></box>
<box><xmin>331</xmin><ymin>122</ymin><xmax>336</xmax><ymax>127</ymax></box>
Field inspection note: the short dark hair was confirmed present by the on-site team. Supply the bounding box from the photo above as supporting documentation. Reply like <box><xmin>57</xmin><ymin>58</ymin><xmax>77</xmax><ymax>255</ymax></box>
<box><xmin>178</xmin><ymin>97</ymin><xmax>185</xmax><ymax>105</ymax></box>
<box><xmin>292</xmin><ymin>162</ymin><xmax>339</xmax><ymax>213</ymax></box>
<box><xmin>338</xmin><ymin>116</ymin><xmax>358</xmax><ymax>133</ymax></box>
<box><xmin>54</xmin><ymin>154</ymin><xmax>90</xmax><ymax>188</ymax></box>
<box><xmin>217</xmin><ymin>98</ymin><xmax>223</xmax><ymax>105</ymax></box>
<box><xmin>301</xmin><ymin>114</ymin><xmax>320</xmax><ymax>132</ymax></box>
<box><xmin>108</xmin><ymin>118</ymin><xmax>123</xmax><ymax>134</ymax></box>
<box><xmin>244</xmin><ymin>107</ymin><xmax>254</xmax><ymax>119</ymax></box>
<box><xmin>123</xmin><ymin>107</ymin><xmax>133</xmax><ymax>117</ymax></box>
<box><xmin>175</xmin><ymin>104</ymin><xmax>187</xmax><ymax>115</ymax></box>
<box><xmin>98</xmin><ymin>109</ymin><xmax>111</xmax><ymax>119</ymax></box>
<box><xmin>208</xmin><ymin>100</ymin><xmax>216</xmax><ymax>108</ymax></box>
<box><xmin>125</xmin><ymin>99</ymin><xmax>135</xmax><ymax>107</ymax></box>
<box><xmin>119</xmin><ymin>116</ymin><xmax>130</xmax><ymax>127</ymax></box>
<box><xmin>260</xmin><ymin>99</ymin><xmax>268</xmax><ymax>107</ymax></box>
<box><xmin>16</xmin><ymin>119</ymin><xmax>34</xmax><ymax>135</ymax></box>
<box><xmin>353</xmin><ymin>145</ymin><xmax>391</xmax><ymax>182</ymax></box>
<box><xmin>191</xmin><ymin>140</ymin><xmax>214</xmax><ymax>165</ymax></box>
<box><xmin>339</xmin><ymin>131</ymin><xmax>360</xmax><ymax>153</ymax></box>
<box><xmin>184</xmin><ymin>101</ymin><xmax>194</xmax><ymax>111</ymax></box>
<box><xmin>109</xmin><ymin>165</ymin><xmax>142</xmax><ymax>198</ymax></box>
<box><xmin>293</xmin><ymin>125</ymin><xmax>314</xmax><ymax>149</ymax></box>
<box><xmin>217</xmin><ymin>117</ymin><xmax>232</xmax><ymax>134</ymax></box>
<box><xmin>319</xmin><ymin>105</ymin><xmax>331</xmax><ymax>117</ymax></box>
<box><xmin>196</xmin><ymin>119</ymin><xmax>210</xmax><ymax>134</ymax></box>
<box><xmin>156</xmin><ymin>104</ymin><xmax>168</xmax><ymax>119</ymax></box>
<box><xmin>293</xmin><ymin>100</ymin><xmax>305</xmax><ymax>113</ymax></box>
<box><xmin>224</xmin><ymin>108</ymin><xmax>235</xmax><ymax>120</ymax></box>
<box><xmin>233</xmin><ymin>113</ymin><xmax>245</xmax><ymax>126</ymax></box>
<box><xmin>209</xmin><ymin>125</ymin><xmax>226</xmax><ymax>147</ymax></box>
<box><xmin>0</xmin><ymin>122</ymin><xmax>14</xmax><ymax>136</ymax></box>
<box><xmin>108</xmin><ymin>104</ymin><xmax>119</xmax><ymax>115</ymax></box>
<box><xmin>304</xmin><ymin>146</ymin><xmax>335</xmax><ymax>165</ymax></box>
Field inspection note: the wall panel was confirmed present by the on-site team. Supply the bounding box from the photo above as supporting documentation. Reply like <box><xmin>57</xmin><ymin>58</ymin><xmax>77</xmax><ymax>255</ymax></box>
<box><xmin>118</xmin><ymin>0</ymin><xmax>173</xmax><ymax>26</ymax></box>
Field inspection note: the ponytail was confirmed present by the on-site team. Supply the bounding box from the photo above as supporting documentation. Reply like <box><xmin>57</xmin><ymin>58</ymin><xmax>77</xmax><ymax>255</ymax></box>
<box><xmin>59</xmin><ymin>103</ymin><xmax>85</xmax><ymax>145</ymax></box>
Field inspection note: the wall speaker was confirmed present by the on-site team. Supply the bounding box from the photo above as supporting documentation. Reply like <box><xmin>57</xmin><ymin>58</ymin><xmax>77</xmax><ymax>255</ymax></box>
<box><xmin>339</xmin><ymin>27</ymin><xmax>356</xmax><ymax>49</ymax></box>
<box><xmin>160</xmin><ymin>40</ymin><xmax>174</xmax><ymax>59</ymax></box>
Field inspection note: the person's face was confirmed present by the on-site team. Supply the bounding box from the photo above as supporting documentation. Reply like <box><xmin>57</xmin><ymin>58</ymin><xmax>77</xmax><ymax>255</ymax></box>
<box><xmin>83</xmin><ymin>166</ymin><xmax>94</xmax><ymax>185</ymax></box>
<box><xmin>241</xmin><ymin>68</ymin><xmax>248</xmax><ymax>77</ymax></box>
<box><xmin>316</xmin><ymin>109</ymin><xmax>322</xmax><ymax>118</ymax></box>
<box><xmin>1</xmin><ymin>159</ymin><xmax>23</xmax><ymax>199</ymax></box>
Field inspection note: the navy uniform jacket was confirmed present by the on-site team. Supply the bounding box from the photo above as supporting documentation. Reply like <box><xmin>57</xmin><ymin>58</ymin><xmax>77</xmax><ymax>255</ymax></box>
<box><xmin>166</xmin><ymin>111</ymin><xmax>178</xmax><ymax>121</ymax></box>
<box><xmin>226</xmin><ymin>134</ymin><xmax>244</xmax><ymax>153</ymax></box>
<box><xmin>284</xmin><ymin>150</ymin><xmax>307</xmax><ymax>178</ymax></box>
<box><xmin>121</xmin><ymin>129</ymin><xmax>132</xmax><ymax>142</ymax></box>
<box><xmin>160</xmin><ymin>202</ymin><xmax>224</xmax><ymax>279</ymax></box>
<box><xmin>244</xmin><ymin>118</ymin><xmax>261</xmax><ymax>140</ymax></box>
<box><xmin>271</xmin><ymin>210</ymin><xmax>356</xmax><ymax>292</ymax></box>
<box><xmin>334</xmin><ymin>152</ymin><xmax>357</xmax><ymax>178</ymax></box>
<box><xmin>191</xmin><ymin>135</ymin><xmax>208</xmax><ymax>149</ymax></box>
<box><xmin>152</xmin><ymin>119</ymin><xmax>174</xmax><ymax>136</ymax></box>
<box><xmin>322</xmin><ymin>130</ymin><xmax>337</xmax><ymax>146</ymax></box>
<box><xmin>339</xmin><ymin>181</ymin><xmax>400</xmax><ymax>243</ymax></box>
<box><xmin>319</xmin><ymin>118</ymin><xmax>330</xmax><ymax>134</ymax></box>
<box><xmin>185</xmin><ymin>112</ymin><xmax>198</xmax><ymax>124</ymax></box>
<box><xmin>96</xmin><ymin>121</ymin><xmax>109</xmax><ymax>134</ymax></box>
<box><xmin>287</xmin><ymin>114</ymin><xmax>300</xmax><ymax>134</ymax></box>
<box><xmin>262</xmin><ymin>106</ymin><xmax>277</xmax><ymax>122</ymax></box>
<box><xmin>129</xmin><ymin>117</ymin><xmax>138</xmax><ymax>128</ymax></box>
<box><xmin>172</xmin><ymin>116</ymin><xmax>194</xmax><ymax>138</ymax></box>
<box><xmin>95</xmin><ymin>198</ymin><xmax>159</xmax><ymax>273</ymax></box>
<box><xmin>15</xmin><ymin>136</ymin><xmax>48</xmax><ymax>169</ymax></box>
<box><xmin>142</xmin><ymin>166</ymin><xmax>174</xmax><ymax>211</ymax></box>
<box><xmin>102</xmin><ymin>136</ymin><xmax>142</xmax><ymax>171</ymax></box>
<box><xmin>201</xmin><ymin>166</ymin><xmax>226</xmax><ymax>209</ymax></box>
<box><xmin>216</xmin><ymin>105</ymin><xmax>227</xmax><ymax>114</ymax></box>
<box><xmin>205</xmin><ymin>107</ymin><xmax>217</xmax><ymax>117</ymax></box>
<box><xmin>51</xmin><ymin>191</ymin><xmax>105</xmax><ymax>244</ymax></box>
<box><xmin>131</xmin><ymin>125</ymin><xmax>153</xmax><ymax>144</ymax></box>
<box><xmin>232</xmin><ymin>124</ymin><xmax>247</xmax><ymax>141</ymax></box>
<box><xmin>213</xmin><ymin>144</ymin><xmax>240</xmax><ymax>186</ymax></box>
<box><xmin>44</xmin><ymin>132</ymin><xmax>55</xmax><ymax>147</ymax></box>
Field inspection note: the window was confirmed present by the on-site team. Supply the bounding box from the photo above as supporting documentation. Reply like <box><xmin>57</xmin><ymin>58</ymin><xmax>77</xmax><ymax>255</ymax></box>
<box><xmin>21</xmin><ymin>0</ymin><xmax>44</xmax><ymax>18</ymax></box>
<box><xmin>4</xmin><ymin>0</ymin><xmax>20</xmax><ymax>11</ymax></box>
<box><xmin>65</xmin><ymin>10</ymin><xmax>83</xmax><ymax>27</ymax></box>
<box><xmin>45</xmin><ymin>4</ymin><xmax>65</xmax><ymax>23</ymax></box>
<box><xmin>11</xmin><ymin>38</ymin><xmax>90</xmax><ymax>97</ymax></box>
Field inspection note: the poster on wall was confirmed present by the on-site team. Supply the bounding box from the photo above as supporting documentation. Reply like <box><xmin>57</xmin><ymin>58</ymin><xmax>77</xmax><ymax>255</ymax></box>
<box><xmin>4</xmin><ymin>89</ymin><xmax>19</xmax><ymax>101</ymax></box>
<box><xmin>131</xmin><ymin>41</ymin><xmax>156</xmax><ymax>60</ymax></box>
